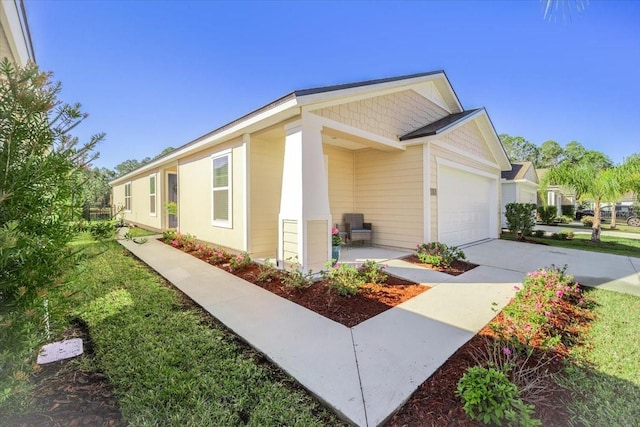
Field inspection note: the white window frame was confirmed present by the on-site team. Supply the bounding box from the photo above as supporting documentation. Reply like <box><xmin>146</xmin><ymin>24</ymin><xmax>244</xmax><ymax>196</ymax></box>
<box><xmin>124</xmin><ymin>182</ymin><xmax>132</xmax><ymax>212</ymax></box>
<box><xmin>211</xmin><ymin>150</ymin><xmax>232</xmax><ymax>228</ymax></box>
<box><xmin>149</xmin><ymin>173</ymin><xmax>157</xmax><ymax>217</ymax></box>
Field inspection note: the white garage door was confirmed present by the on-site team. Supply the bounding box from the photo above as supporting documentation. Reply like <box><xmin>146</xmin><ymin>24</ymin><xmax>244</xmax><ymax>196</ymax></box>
<box><xmin>438</xmin><ymin>165</ymin><xmax>494</xmax><ymax>246</ymax></box>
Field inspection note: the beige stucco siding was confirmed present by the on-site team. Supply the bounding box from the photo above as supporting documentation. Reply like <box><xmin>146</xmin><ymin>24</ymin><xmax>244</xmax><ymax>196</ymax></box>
<box><xmin>324</xmin><ymin>144</ymin><xmax>355</xmax><ymax>228</ymax></box>
<box><xmin>249</xmin><ymin>137</ymin><xmax>284</xmax><ymax>257</ymax></box>
<box><xmin>439</xmin><ymin>121</ymin><xmax>495</xmax><ymax>163</ymax></box>
<box><xmin>112</xmin><ymin>168</ymin><xmax>162</xmax><ymax>231</ymax></box>
<box><xmin>313</xmin><ymin>90</ymin><xmax>448</xmax><ymax>141</ymax></box>
<box><xmin>353</xmin><ymin>145</ymin><xmax>423</xmax><ymax>248</ymax></box>
<box><xmin>177</xmin><ymin>138</ymin><xmax>245</xmax><ymax>251</ymax></box>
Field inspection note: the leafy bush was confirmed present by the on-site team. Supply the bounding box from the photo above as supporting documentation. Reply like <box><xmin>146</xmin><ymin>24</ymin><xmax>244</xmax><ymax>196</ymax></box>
<box><xmin>505</xmin><ymin>203</ymin><xmax>537</xmax><ymax>239</ymax></box>
<box><xmin>162</xmin><ymin>229</ymin><xmax>178</xmax><ymax>242</ymax></box>
<box><xmin>561</xmin><ymin>205</ymin><xmax>575</xmax><ymax>218</ymax></box>
<box><xmin>416</xmin><ymin>242</ymin><xmax>466</xmax><ymax>268</ymax></box>
<box><xmin>322</xmin><ymin>262</ymin><xmax>364</xmax><ymax>296</ymax></box>
<box><xmin>207</xmin><ymin>247</ymin><xmax>231</xmax><ymax>265</ymax></box>
<box><xmin>557</xmin><ymin>215</ymin><xmax>574</xmax><ymax>224</ymax></box>
<box><xmin>537</xmin><ymin>206</ymin><xmax>557</xmax><ymax>225</ymax></box>
<box><xmin>558</xmin><ymin>230</ymin><xmax>574</xmax><ymax>240</ymax></box>
<box><xmin>493</xmin><ymin>266</ymin><xmax>589</xmax><ymax>351</ymax></box>
<box><xmin>88</xmin><ymin>221</ymin><xmax>115</xmax><ymax>240</ymax></box>
<box><xmin>282</xmin><ymin>258</ymin><xmax>313</xmax><ymax>289</ymax></box>
<box><xmin>229</xmin><ymin>252</ymin><xmax>251</xmax><ymax>271</ymax></box>
<box><xmin>533</xmin><ymin>229</ymin><xmax>545</xmax><ymax>238</ymax></box>
<box><xmin>358</xmin><ymin>260</ymin><xmax>388</xmax><ymax>284</ymax></box>
<box><xmin>581</xmin><ymin>216</ymin><xmax>594</xmax><ymax>227</ymax></box>
<box><xmin>0</xmin><ymin>60</ymin><xmax>102</xmax><ymax>311</ymax></box>
<box><xmin>257</xmin><ymin>259</ymin><xmax>280</xmax><ymax>283</ymax></box>
<box><xmin>456</xmin><ymin>366</ymin><xmax>540</xmax><ymax>426</ymax></box>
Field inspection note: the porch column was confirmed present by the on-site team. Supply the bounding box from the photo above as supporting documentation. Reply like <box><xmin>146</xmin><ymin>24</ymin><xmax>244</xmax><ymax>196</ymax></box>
<box><xmin>278</xmin><ymin>117</ymin><xmax>331</xmax><ymax>272</ymax></box>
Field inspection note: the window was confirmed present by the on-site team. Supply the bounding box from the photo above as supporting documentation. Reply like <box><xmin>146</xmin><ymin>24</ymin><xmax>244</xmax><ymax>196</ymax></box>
<box><xmin>149</xmin><ymin>174</ymin><xmax>157</xmax><ymax>216</ymax></box>
<box><xmin>124</xmin><ymin>182</ymin><xmax>132</xmax><ymax>211</ymax></box>
<box><xmin>212</xmin><ymin>151</ymin><xmax>231</xmax><ymax>227</ymax></box>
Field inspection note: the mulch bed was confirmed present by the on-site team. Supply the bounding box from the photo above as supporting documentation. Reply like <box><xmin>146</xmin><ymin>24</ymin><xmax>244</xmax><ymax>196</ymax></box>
<box><xmin>401</xmin><ymin>255</ymin><xmax>479</xmax><ymax>276</ymax></box>
<box><xmin>4</xmin><ymin>320</ymin><xmax>125</xmax><ymax>427</ymax></box>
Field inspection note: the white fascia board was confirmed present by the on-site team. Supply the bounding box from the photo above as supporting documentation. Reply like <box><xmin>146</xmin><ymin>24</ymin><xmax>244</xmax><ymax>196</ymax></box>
<box><xmin>298</xmin><ymin>73</ymin><xmax>447</xmax><ymax>112</ymax></box>
<box><xmin>0</xmin><ymin>0</ymin><xmax>33</xmax><ymax>65</ymax></box>
<box><xmin>309</xmin><ymin>113</ymin><xmax>405</xmax><ymax>152</ymax></box>
<box><xmin>110</xmin><ymin>98</ymin><xmax>300</xmax><ymax>186</ymax></box>
<box><xmin>431</xmin><ymin>140</ymin><xmax>500</xmax><ymax>170</ymax></box>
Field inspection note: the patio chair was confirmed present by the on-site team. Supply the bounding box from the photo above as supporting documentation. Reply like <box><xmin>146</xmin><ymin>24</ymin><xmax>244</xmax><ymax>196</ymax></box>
<box><xmin>343</xmin><ymin>213</ymin><xmax>372</xmax><ymax>246</ymax></box>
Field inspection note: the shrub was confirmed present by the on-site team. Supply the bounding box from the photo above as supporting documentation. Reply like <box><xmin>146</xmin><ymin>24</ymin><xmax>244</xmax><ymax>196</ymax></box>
<box><xmin>358</xmin><ymin>260</ymin><xmax>387</xmax><ymax>284</ymax></box>
<box><xmin>416</xmin><ymin>242</ymin><xmax>466</xmax><ymax>268</ymax></box>
<box><xmin>282</xmin><ymin>258</ymin><xmax>313</xmax><ymax>289</ymax></box>
<box><xmin>537</xmin><ymin>206</ymin><xmax>557</xmax><ymax>225</ymax></box>
<box><xmin>533</xmin><ymin>229</ymin><xmax>545</xmax><ymax>238</ymax></box>
<box><xmin>493</xmin><ymin>266</ymin><xmax>589</xmax><ymax>351</ymax></box>
<box><xmin>558</xmin><ymin>229</ymin><xmax>574</xmax><ymax>240</ymax></box>
<box><xmin>162</xmin><ymin>229</ymin><xmax>178</xmax><ymax>242</ymax></box>
<box><xmin>557</xmin><ymin>215</ymin><xmax>573</xmax><ymax>224</ymax></box>
<box><xmin>207</xmin><ymin>247</ymin><xmax>231</xmax><ymax>265</ymax></box>
<box><xmin>323</xmin><ymin>262</ymin><xmax>364</xmax><ymax>296</ymax></box>
<box><xmin>88</xmin><ymin>221</ymin><xmax>115</xmax><ymax>240</ymax></box>
<box><xmin>229</xmin><ymin>252</ymin><xmax>251</xmax><ymax>271</ymax></box>
<box><xmin>257</xmin><ymin>259</ymin><xmax>280</xmax><ymax>283</ymax></box>
<box><xmin>456</xmin><ymin>366</ymin><xmax>540</xmax><ymax>426</ymax></box>
<box><xmin>561</xmin><ymin>205</ymin><xmax>575</xmax><ymax>218</ymax></box>
<box><xmin>581</xmin><ymin>216</ymin><xmax>594</xmax><ymax>227</ymax></box>
<box><xmin>505</xmin><ymin>203</ymin><xmax>537</xmax><ymax>239</ymax></box>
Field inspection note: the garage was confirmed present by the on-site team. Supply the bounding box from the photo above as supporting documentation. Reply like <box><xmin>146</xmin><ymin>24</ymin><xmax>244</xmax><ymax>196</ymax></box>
<box><xmin>438</xmin><ymin>164</ymin><xmax>496</xmax><ymax>246</ymax></box>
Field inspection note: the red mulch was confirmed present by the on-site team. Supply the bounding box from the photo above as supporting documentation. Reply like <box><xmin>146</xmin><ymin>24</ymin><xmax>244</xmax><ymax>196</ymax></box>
<box><xmin>401</xmin><ymin>255</ymin><xmax>478</xmax><ymax>276</ymax></box>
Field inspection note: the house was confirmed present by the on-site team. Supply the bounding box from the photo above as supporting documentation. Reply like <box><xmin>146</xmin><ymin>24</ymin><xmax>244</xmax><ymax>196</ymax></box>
<box><xmin>0</xmin><ymin>0</ymin><xmax>35</xmax><ymax>66</ymax></box>
<box><xmin>111</xmin><ymin>71</ymin><xmax>511</xmax><ymax>271</ymax></box>
<box><xmin>501</xmin><ymin>161</ymin><xmax>539</xmax><ymax>227</ymax></box>
<box><xmin>536</xmin><ymin>168</ymin><xmax>577</xmax><ymax>216</ymax></box>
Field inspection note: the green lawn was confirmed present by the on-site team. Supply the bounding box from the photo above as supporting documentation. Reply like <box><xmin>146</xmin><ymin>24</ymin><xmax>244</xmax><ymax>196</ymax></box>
<box><xmin>556</xmin><ymin>222</ymin><xmax>640</xmax><ymax>234</ymax></box>
<box><xmin>501</xmin><ymin>232</ymin><xmax>640</xmax><ymax>257</ymax></box>
<box><xmin>559</xmin><ymin>288</ymin><xmax>640</xmax><ymax>426</ymax></box>
<box><xmin>123</xmin><ymin>226</ymin><xmax>158</xmax><ymax>238</ymax></box>
<box><xmin>0</xmin><ymin>239</ymin><xmax>343</xmax><ymax>426</ymax></box>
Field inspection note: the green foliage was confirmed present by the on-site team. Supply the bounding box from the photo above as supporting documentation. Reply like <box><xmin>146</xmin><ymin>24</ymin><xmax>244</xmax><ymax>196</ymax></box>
<box><xmin>229</xmin><ymin>252</ymin><xmax>251</xmax><ymax>271</ymax></box>
<box><xmin>282</xmin><ymin>258</ymin><xmax>313</xmax><ymax>289</ymax></box>
<box><xmin>88</xmin><ymin>221</ymin><xmax>115</xmax><ymax>240</ymax></box>
<box><xmin>165</xmin><ymin>201</ymin><xmax>178</xmax><ymax>217</ymax></box>
<box><xmin>358</xmin><ymin>260</ymin><xmax>388</xmax><ymax>284</ymax></box>
<box><xmin>537</xmin><ymin>206</ymin><xmax>557</xmax><ymax>225</ymax></box>
<box><xmin>561</xmin><ymin>204</ymin><xmax>575</xmax><ymax>217</ymax></box>
<box><xmin>581</xmin><ymin>215</ymin><xmax>594</xmax><ymax>227</ymax></box>
<box><xmin>0</xmin><ymin>59</ymin><xmax>103</xmax><ymax>311</ymax></box>
<box><xmin>416</xmin><ymin>242</ymin><xmax>466</xmax><ymax>268</ymax></box>
<box><xmin>493</xmin><ymin>266</ymin><xmax>590</xmax><ymax>351</ymax></box>
<box><xmin>256</xmin><ymin>259</ymin><xmax>280</xmax><ymax>283</ymax></box>
<box><xmin>505</xmin><ymin>203</ymin><xmax>537</xmax><ymax>239</ymax></box>
<box><xmin>322</xmin><ymin>262</ymin><xmax>364</xmax><ymax>296</ymax></box>
<box><xmin>499</xmin><ymin>134</ymin><xmax>540</xmax><ymax>165</ymax></box>
<box><xmin>533</xmin><ymin>229</ymin><xmax>545</xmax><ymax>238</ymax></box>
<box><xmin>456</xmin><ymin>366</ymin><xmax>540</xmax><ymax>426</ymax></box>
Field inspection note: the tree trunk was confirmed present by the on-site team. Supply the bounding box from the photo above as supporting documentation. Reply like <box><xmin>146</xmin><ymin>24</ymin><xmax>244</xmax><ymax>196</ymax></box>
<box><xmin>592</xmin><ymin>200</ymin><xmax>602</xmax><ymax>242</ymax></box>
<box><xmin>611</xmin><ymin>207</ymin><xmax>617</xmax><ymax>229</ymax></box>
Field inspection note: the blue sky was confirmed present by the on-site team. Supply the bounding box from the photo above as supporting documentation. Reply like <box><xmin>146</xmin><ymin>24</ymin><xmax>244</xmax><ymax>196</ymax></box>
<box><xmin>26</xmin><ymin>0</ymin><xmax>640</xmax><ymax>169</ymax></box>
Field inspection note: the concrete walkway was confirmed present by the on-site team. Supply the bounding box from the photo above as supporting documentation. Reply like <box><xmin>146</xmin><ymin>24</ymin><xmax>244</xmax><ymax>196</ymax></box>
<box><xmin>117</xmin><ymin>237</ymin><xmax>519</xmax><ymax>426</ymax></box>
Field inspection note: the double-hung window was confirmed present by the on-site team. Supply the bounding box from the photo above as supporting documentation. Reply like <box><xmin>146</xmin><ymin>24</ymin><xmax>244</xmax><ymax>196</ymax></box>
<box><xmin>211</xmin><ymin>151</ymin><xmax>232</xmax><ymax>227</ymax></box>
<box><xmin>124</xmin><ymin>182</ymin><xmax>132</xmax><ymax>212</ymax></box>
<box><xmin>149</xmin><ymin>174</ymin><xmax>157</xmax><ymax>216</ymax></box>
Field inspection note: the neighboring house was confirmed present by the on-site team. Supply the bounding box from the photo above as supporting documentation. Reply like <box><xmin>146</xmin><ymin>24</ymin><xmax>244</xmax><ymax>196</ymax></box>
<box><xmin>0</xmin><ymin>0</ymin><xmax>35</xmax><ymax>66</ymax></box>
<box><xmin>111</xmin><ymin>71</ymin><xmax>511</xmax><ymax>271</ymax></box>
<box><xmin>501</xmin><ymin>161</ymin><xmax>539</xmax><ymax>227</ymax></box>
<box><xmin>536</xmin><ymin>168</ymin><xmax>577</xmax><ymax>216</ymax></box>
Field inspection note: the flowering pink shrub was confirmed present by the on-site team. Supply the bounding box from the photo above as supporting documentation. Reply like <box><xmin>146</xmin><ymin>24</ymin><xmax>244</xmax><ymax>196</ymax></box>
<box><xmin>492</xmin><ymin>265</ymin><xmax>590</xmax><ymax>351</ymax></box>
<box><xmin>229</xmin><ymin>252</ymin><xmax>251</xmax><ymax>271</ymax></box>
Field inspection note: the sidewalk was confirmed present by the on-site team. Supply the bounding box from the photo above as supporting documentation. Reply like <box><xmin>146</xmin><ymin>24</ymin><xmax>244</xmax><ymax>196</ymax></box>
<box><xmin>117</xmin><ymin>237</ymin><xmax>518</xmax><ymax>426</ymax></box>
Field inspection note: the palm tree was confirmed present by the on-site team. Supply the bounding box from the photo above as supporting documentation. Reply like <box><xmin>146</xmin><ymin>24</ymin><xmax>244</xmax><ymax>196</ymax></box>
<box><xmin>541</xmin><ymin>163</ymin><xmax>616</xmax><ymax>242</ymax></box>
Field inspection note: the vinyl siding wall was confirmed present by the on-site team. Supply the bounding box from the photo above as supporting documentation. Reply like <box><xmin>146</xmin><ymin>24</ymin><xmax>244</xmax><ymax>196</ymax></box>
<box><xmin>177</xmin><ymin>138</ymin><xmax>246</xmax><ymax>251</ymax></box>
<box><xmin>324</xmin><ymin>145</ymin><xmax>355</xmax><ymax>228</ymax></box>
<box><xmin>112</xmin><ymin>168</ymin><xmax>162</xmax><ymax>231</ymax></box>
<box><xmin>249</xmin><ymin>137</ymin><xmax>284</xmax><ymax>257</ymax></box>
<box><xmin>353</xmin><ymin>145</ymin><xmax>424</xmax><ymax>248</ymax></box>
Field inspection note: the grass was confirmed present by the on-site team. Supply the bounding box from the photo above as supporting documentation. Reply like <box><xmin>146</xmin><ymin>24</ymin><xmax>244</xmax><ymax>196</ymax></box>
<box><xmin>501</xmin><ymin>232</ymin><xmax>640</xmax><ymax>257</ymax></box>
<box><xmin>556</xmin><ymin>222</ymin><xmax>640</xmax><ymax>234</ymax></box>
<box><xmin>124</xmin><ymin>226</ymin><xmax>158</xmax><ymax>238</ymax></box>
<box><xmin>559</xmin><ymin>288</ymin><xmax>640</xmax><ymax>426</ymax></box>
<box><xmin>0</xmin><ymin>238</ymin><xmax>343</xmax><ymax>426</ymax></box>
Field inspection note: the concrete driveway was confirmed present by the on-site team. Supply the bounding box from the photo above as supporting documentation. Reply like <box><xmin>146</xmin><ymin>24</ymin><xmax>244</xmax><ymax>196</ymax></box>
<box><xmin>463</xmin><ymin>239</ymin><xmax>640</xmax><ymax>296</ymax></box>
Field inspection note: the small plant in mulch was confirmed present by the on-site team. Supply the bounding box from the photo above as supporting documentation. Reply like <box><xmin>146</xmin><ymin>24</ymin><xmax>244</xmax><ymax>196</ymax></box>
<box><xmin>281</xmin><ymin>258</ymin><xmax>314</xmax><ymax>290</ymax></box>
<box><xmin>229</xmin><ymin>252</ymin><xmax>251</xmax><ymax>271</ymax></box>
<box><xmin>256</xmin><ymin>259</ymin><xmax>280</xmax><ymax>283</ymax></box>
<box><xmin>416</xmin><ymin>242</ymin><xmax>466</xmax><ymax>268</ymax></box>
<box><xmin>358</xmin><ymin>260</ymin><xmax>388</xmax><ymax>285</ymax></box>
<box><xmin>322</xmin><ymin>262</ymin><xmax>365</xmax><ymax>296</ymax></box>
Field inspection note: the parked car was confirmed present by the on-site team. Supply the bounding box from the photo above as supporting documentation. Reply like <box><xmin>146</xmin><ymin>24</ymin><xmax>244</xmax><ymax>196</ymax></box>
<box><xmin>575</xmin><ymin>209</ymin><xmax>595</xmax><ymax>220</ymax></box>
<box><xmin>600</xmin><ymin>205</ymin><xmax>634</xmax><ymax>219</ymax></box>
